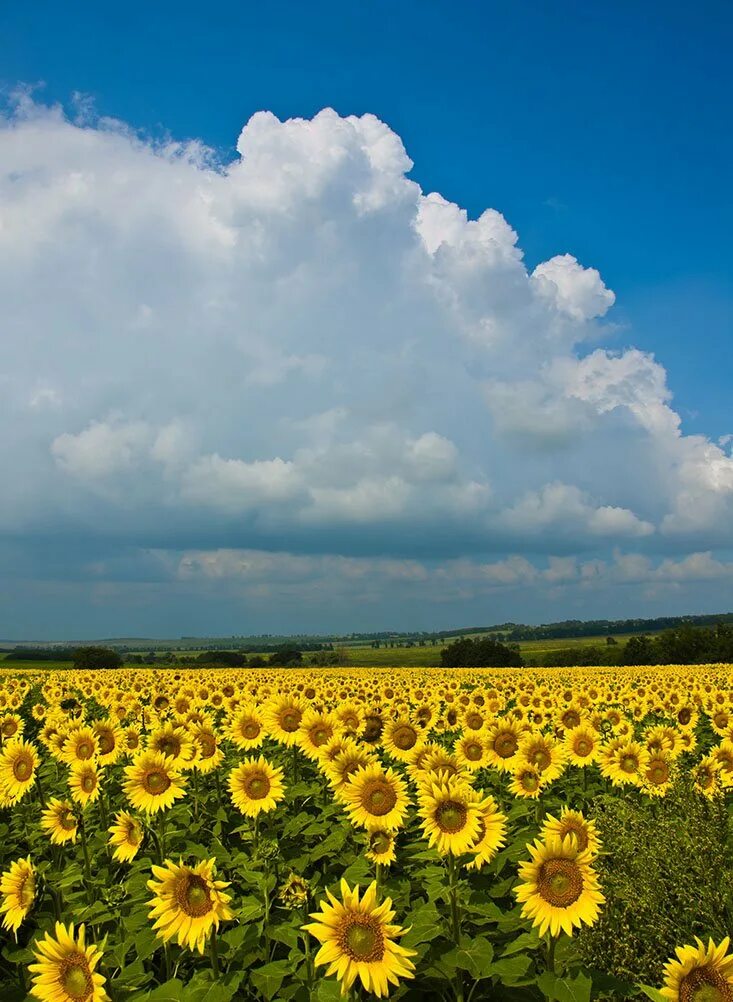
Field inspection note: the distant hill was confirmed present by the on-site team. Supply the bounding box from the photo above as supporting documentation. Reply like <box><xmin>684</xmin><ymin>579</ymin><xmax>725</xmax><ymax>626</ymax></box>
<box><xmin>2</xmin><ymin>611</ymin><xmax>733</xmax><ymax>652</ymax></box>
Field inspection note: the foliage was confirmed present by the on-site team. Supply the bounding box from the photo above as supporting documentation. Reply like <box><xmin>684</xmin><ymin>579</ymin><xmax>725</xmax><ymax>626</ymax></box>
<box><xmin>578</xmin><ymin>777</ymin><xmax>733</xmax><ymax>986</ymax></box>
<box><xmin>71</xmin><ymin>646</ymin><xmax>123</xmax><ymax>670</ymax></box>
<box><xmin>440</xmin><ymin>636</ymin><xmax>524</xmax><ymax>667</ymax></box>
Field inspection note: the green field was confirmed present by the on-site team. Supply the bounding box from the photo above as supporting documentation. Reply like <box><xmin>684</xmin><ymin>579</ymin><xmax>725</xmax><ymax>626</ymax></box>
<box><xmin>0</xmin><ymin>631</ymin><xmax>652</xmax><ymax>671</ymax></box>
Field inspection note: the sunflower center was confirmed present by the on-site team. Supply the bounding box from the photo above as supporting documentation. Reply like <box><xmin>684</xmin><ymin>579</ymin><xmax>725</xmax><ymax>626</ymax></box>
<box><xmin>678</xmin><ymin>708</ymin><xmax>692</xmax><ymax>725</ymax></box>
<box><xmin>575</xmin><ymin>739</ymin><xmax>592</xmax><ymax>756</ymax></box>
<box><xmin>13</xmin><ymin>757</ymin><xmax>32</xmax><ymax>781</ymax></box>
<box><xmin>246</xmin><ymin>774</ymin><xmax>271</xmax><ymax>799</ymax></box>
<box><xmin>281</xmin><ymin>710</ymin><xmax>302</xmax><ymax>733</ymax></box>
<box><xmin>369</xmin><ymin>831</ymin><xmax>391</xmax><ymax>854</ymax></box>
<box><xmin>521</xmin><ymin>772</ymin><xmax>539</xmax><ymax>791</ymax></box>
<box><xmin>77</xmin><ymin>741</ymin><xmax>94</xmax><ymax>760</ymax></box>
<box><xmin>532</xmin><ymin>749</ymin><xmax>551</xmax><ymax>771</ymax></box>
<box><xmin>561</xmin><ymin>823</ymin><xmax>588</xmax><ymax>851</ymax></box>
<box><xmin>495</xmin><ymin>733</ymin><xmax>518</xmax><ymax>758</ymax></box>
<box><xmin>363</xmin><ymin>716</ymin><xmax>383</xmax><ymax>742</ymax></box>
<box><xmin>19</xmin><ymin>873</ymin><xmax>34</xmax><ymax>907</ymax></box>
<box><xmin>175</xmin><ymin>873</ymin><xmax>213</xmax><ymax>917</ymax></box>
<box><xmin>61</xmin><ymin>959</ymin><xmax>92</xmax><ymax>1000</ymax></box>
<box><xmin>649</xmin><ymin>762</ymin><xmax>669</xmax><ymax>784</ymax></box>
<box><xmin>680</xmin><ymin>966</ymin><xmax>733</xmax><ymax>1002</ymax></box>
<box><xmin>310</xmin><ymin>727</ymin><xmax>330</xmax><ymax>746</ymax></box>
<box><xmin>563</xmin><ymin>711</ymin><xmax>581</xmax><ymax>728</ymax></box>
<box><xmin>158</xmin><ymin>737</ymin><xmax>180</xmax><ymax>757</ymax></box>
<box><xmin>341</xmin><ymin>917</ymin><xmax>384</xmax><ymax>962</ymax></box>
<box><xmin>81</xmin><ymin>774</ymin><xmax>95</xmax><ymax>793</ymax></box>
<box><xmin>621</xmin><ymin>755</ymin><xmax>638</xmax><ymax>773</ymax></box>
<box><xmin>243</xmin><ymin>722</ymin><xmax>260</xmax><ymax>739</ymax></box>
<box><xmin>2</xmin><ymin>721</ymin><xmax>18</xmax><ymax>737</ymax></box>
<box><xmin>538</xmin><ymin>859</ymin><xmax>583</xmax><ymax>908</ymax></box>
<box><xmin>144</xmin><ymin>770</ymin><xmax>171</xmax><ymax>794</ymax></box>
<box><xmin>465</xmin><ymin>713</ymin><xmax>483</xmax><ymax>730</ymax></box>
<box><xmin>465</xmin><ymin>742</ymin><xmax>483</xmax><ymax>761</ymax></box>
<box><xmin>59</xmin><ymin>809</ymin><xmax>77</xmax><ymax>831</ymax></box>
<box><xmin>392</xmin><ymin>726</ymin><xmax>417</xmax><ymax>751</ymax></box>
<box><xmin>436</xmin><ymin>801</ymin><xmax>468</xmax><ymax>833</ymax></box>
<box><xmin>361</xmin><ymin>779</ymin><xmax>397</xmax><ymax>816</ymax></box>
<box><xmin>126</xmin><ymin>823</ymin><xmax>141</xmax><ymax>845</ymax></box>
<box><xmin>98</xmin><ymin>734</ymin><xmax>114</xmax><ymax>754</ymax></box>
<box><xmin>198</xmin><ymin>735</ymin><xmax>216</xmax><ymax>758</ymax></box>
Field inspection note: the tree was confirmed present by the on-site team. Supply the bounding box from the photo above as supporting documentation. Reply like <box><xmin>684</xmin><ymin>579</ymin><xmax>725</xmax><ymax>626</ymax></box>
<box><xmin>72</xmin><ymin>646</ymin><xmax>123</xmax><ymax>671</ymax></box>
<box><xmin>196</xmin><ymin>651</ymin><xmax>246</xmax><ymax>666</ymax></box>
<box><xmin>268</xmin><ymin>648</ymin><xmax>302</xmax><ymax>666</ymax></box>
<box><xmin>440</xmin><ymin>637</ymin><xmax>523</xmax><ymax>668</ymax></box>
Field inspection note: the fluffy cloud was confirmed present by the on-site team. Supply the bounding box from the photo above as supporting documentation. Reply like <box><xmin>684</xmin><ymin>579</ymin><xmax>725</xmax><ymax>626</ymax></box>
<box><xmin>1</xmin><ymin>94</ymin><xmax>731</xmax><ymax>631</ymax></box>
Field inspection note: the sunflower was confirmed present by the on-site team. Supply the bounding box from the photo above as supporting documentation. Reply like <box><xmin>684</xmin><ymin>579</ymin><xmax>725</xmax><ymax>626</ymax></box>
<box><xmin>303</xmin><ymin>879</ymin><xmax>416</xmax><ymax>997</ymax></box>
<box><xmin>382</xmin><ymin>717</ymin><xmax>423</xmax><ymax>762</ymax></box>
<box><xmin>692</xmin><ymin>756</ymin><xmax>722</xmax><ymax>799</ymax></box>
<box><xmin>418</xmin><ymin>778</ymin><xmax>484</xmax><ymax>856</ymax></box>
<box><xmin>147</xmin><ymin>858</ymin><xmax>234</xmax><ymax>953</ymax></box>
<box><xmin>147</xmin><ymin>723</ymin><xmax>195</xmax><ymax>768</ymax></box>
<box><xmin>108</xmin><ymin>811</ymin><xmax>144</xmax><ymax>863</ymax></box>
<box><xmin>226</xmin><ymin>705</ymin><xmax>266</xmax><ymax>750</ymax></box>
<box><xmin>661</xmin><ymin>936</ymin><xmax>733</xmax><ymax>1001</ymax></box>
<box><xmin>508</xmin><ymin>764</ymin><xmax>546</xmax><ymax>799</ymax></box>
<box><xmin>465</xmin><ymin>794</ymin><xmax>508</xmax><ymax>871</ymax></box>
<box><xmin>564</xmin><ymin>724</ymin><xmax>601</xmax><ymax>767</ymax></box>
<box><xmin>600</xmin><ymin>739</ymin><xmax>649</xmax><ymax>788</ymax></box>
<box><xmin>61</xmin><ymin>727</ymin><xmax>98</xmax><ymax>766</ymax></box>
<box><xmin>265</xmin><ymin>696</ymin><xmax>306</xmax><ymax>747</ymax></box>
<box><xmin>643</xmin><ymin>751</ymin><xmax>674</xmax><ymax>796</ymax></box>
<box><xmin>190</xmin><ymin>725</ymin><xmax>224</xmax><ymax>773</ymax></box>
<box><xmin>0</xmin><ymin>712</ymin><xmax>24</xmax><ymax>741</ymax></box>
<box><xmin>541</xmin><ymin>809</ymin><xmax>600</xmax><ymax>858</ymax></box>
<box><xmin>29</xmin><ymin>922</ymin><xmax>109</xmax><ymax>1002</ymax></box>
<box><xmin>123</xmin><ymin>750</ymin><xmax>186</xmax><ymax>814</ymax></box>
<box><xmin>485</xmin><ymin>719</ymin><xmax>523</xmax><ymax>771</ymax></box>
<box><xmin>515</xmin><ymin>834</ymin><xmax>605</xmax><ymax>937</ymax></box>
<box><xmin>0</xmin><ymin>738</ymin><xmax>38</xmax><ymax>804</ymax></box>
<box><xmin>298</xmin><ymin>711</ymin><xmax>339</xmax><ymax>760</ymax></box>
<box><xmin>342</xmin><ymin>765</ymin><xmax>411</xmax><ymax>833</ymax></box>
<box><xmin>68</xmin><ymin>761</ymin><xmax>102</xmax><ymax>807</ymax></box>
<box><xmin>325</xmin><ymin>747</ymin><xmax>378</xmax><ymax>799</ymax></box>
<box><xmin>0</xmin><ymin>856</ymin><xmax>35</xmax><ymax>936</ymax></box>
<box><xmin>228</xmin><ymin>756</ymin><xmax>286</xmax><ymax>817</ymax></box>
<box><xmin>454</xmin><ymin>733</ymin><xmax>491</xmax><ymax>772</ymax></box>
<box><xmin>93</xmin><ymin>720</ymin><xmax>123</xmax><ymax>766</ymax></box>
<box><xmin>41</xmin><ymin>798</ymin><xmax>79</xmax><ymax>845</ymax></box>
<box><xmin>365</xmin><ymin>830</ymin><xmax>397</xmax><ymax>867</ymax></box>
<box><xmin>518</xmin><ymin>733</ymin><xmax>567</xmax><ymax>783</ymax></box>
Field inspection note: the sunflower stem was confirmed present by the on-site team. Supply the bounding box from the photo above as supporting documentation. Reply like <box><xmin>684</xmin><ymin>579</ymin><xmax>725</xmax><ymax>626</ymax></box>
<box><xmin>192</xmin><ymin>769</ymin><xmax>199</xmax><ymax>819</ymax></box>
<box><xmin>546</xmin><ymin>934</ymin><xmax>557</xmax><ymax>975</ymax></box>
<box><xmin>78</xmin><ymin>811</ymin><xmax>92</xmax><ymax>887</ymax></box>
<box><xmin>163</xmin><ymin>942</ymin><xmax>172</xmax><ymax>981</ymax></box>
<box><xmin>35</xmin><ymin>770</ymin><xmax>46</xmax><ymax>808</ymax></box>
<box><xmin>209</xmin><ymin>929</ymin><xmax>220</xmax><ymax>978</ymax></box>
<box><xmin>447</xmin><ymin>854</ymin><xmax>464</xmax><ymax>1002</ymax></box>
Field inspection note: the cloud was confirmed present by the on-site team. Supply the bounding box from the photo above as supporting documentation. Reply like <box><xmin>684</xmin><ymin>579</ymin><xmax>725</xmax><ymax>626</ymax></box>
<box><xmin>0</xmin><ymin>94</ymin><xmax>732</xmax><ymax>631</ymax></box>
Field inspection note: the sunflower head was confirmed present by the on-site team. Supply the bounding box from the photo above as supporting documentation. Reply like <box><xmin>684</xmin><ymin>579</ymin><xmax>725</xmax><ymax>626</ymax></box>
<box><xmin>661</xmin><ymin>936</ymin><xmax>733</xmax><ymax>1002</ymax></box>
<box><xmin>29</xmin><ymin>921</ymin><xmax>109</xmax><ymax>1002</ymax></box>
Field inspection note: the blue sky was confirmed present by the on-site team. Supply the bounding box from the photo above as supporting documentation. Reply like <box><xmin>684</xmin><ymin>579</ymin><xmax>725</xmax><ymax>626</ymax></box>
<box><xmin>1</xmin><ymin>1</ymin><xmax>732</xmax><ymax>637</ymax></box>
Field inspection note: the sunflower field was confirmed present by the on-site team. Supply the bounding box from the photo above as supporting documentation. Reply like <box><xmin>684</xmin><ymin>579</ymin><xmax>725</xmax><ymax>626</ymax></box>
<box><xmin>0</xmin><ymin>665</ymin><xmax>732</xmax><ymax>1002</ymax></box>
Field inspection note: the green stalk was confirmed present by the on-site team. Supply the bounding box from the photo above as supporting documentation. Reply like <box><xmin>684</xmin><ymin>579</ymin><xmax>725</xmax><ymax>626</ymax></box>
<box><xmin>209</xmin><ymin>929</ymin><xmax>220</xmax><ymax>978</ymax></box>
<box><xmin>447</xmin><ymin>854</ymin><xmax>464</xmax><ymax>1002</ymax></box>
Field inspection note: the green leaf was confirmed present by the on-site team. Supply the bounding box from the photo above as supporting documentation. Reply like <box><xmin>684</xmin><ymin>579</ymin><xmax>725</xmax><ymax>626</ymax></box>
<box><xmin>314</xmin><ymin>980</ymin><xmax>342</xmax><ymax>1002</ymax></box>
<box><xmin>537</xmin><ymin>972</ymin><xmax>592</xmax><ymax>1002</ymax></box>
<box><xmin>250</xmin><ymin>960</ymin><xmax>292</xmax><ymax>1000</ymax></box>
<box><xmin>491</xmin><ymin>953</ymin><xmax>533</xmax><ymax>985</ymax></box>
<box><xmin>639</xmin><ymin>988</ymin><xmax>667</xmax><ymax>1002</ymax></box>
<box><xmin>501</xmin><ymin>930</ymin><xmax>540</xmax><ymax>957</ymax></box>
<box><xmin>449</xmin><ymin>936</ymin><xmax>495</xmax><ymax>979</ymax></box>
<box><xmin>400</xmin><ymin>901</ymin><xmax>443</xmax><ymax>948</ymax></box>
<box><xmin>127</xmin><ymin>979</ymin><xmax>185</xmax><ymax>1002</ymax></box>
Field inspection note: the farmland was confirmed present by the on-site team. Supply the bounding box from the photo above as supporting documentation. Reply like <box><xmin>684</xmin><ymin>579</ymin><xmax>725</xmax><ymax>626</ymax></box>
<box><xmin>0</xmin><ymin>663</ymin><xmax>731</xmax><ymax>1001</ymax></box>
